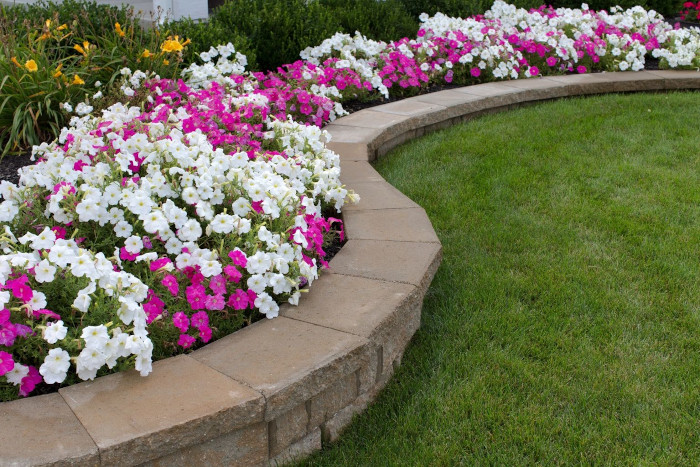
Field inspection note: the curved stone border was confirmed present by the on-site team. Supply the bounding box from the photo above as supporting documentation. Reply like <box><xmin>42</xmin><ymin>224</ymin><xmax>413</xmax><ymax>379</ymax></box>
<box><xmin>1</xmin><ymin>70</ymin><xmax>698</xmax><ymax>466</ymax></box>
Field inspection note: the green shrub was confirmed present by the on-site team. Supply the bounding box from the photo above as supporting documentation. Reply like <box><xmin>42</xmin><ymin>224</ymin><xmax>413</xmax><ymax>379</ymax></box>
<box><xmin>320</xmin><ymin>0</ymin><xmax>417</xmax><ymax>42</ymax></box>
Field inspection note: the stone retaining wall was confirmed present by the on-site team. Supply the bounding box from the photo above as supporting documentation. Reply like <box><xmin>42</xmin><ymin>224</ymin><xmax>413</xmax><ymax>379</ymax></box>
<box><xmin>1</xmin><ymin>70</ymin><xmax>698</xmax><ymax>466</ymax></box>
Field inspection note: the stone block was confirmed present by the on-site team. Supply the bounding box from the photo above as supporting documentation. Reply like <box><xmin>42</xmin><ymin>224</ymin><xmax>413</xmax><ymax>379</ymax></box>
<box><xmin>280</xmin><ymin>273</ymin><xmax>419</xmax><ymax>339</ymax></box>
<box><xmin>332</xmin><ymin>109</ymin><xmax>411</xmax><ymax>129</ymax></box>
<box><xmin>321</xmin><ymin>395</ymin><xmax>371</xmax><ymax>444</ymax></box>
<box><xmin>325</xmin><ymin>141</ymin><xmax>372</xmax><ymax>161</ymax></box>
<box><xmin>343</xmin><ymin>207</ymin><xmax>441</xmax><ymax>243</ymax></box>
<box><xmin>544</xmin><ymin>73</ymin><xmax>614</xmax><ymax>95</ymax></box>
<box><xmin>323</xmin><ymin>124</ymin><xmax>383</xmax><ymax>146</ymax></box>
<box><xmin>339</xmin><ymin>161</ymin><xmax>385</xmax><ymax>184</ymax></box>
<box><xmin>145</xmin><ymin>422</ymin><xmax>268</xmax><ymax>467</ymax></box>
<box><xmin>267</xmin><ymin>428</ymin><xmax>322</xmax><ymax>467</ymax></box>
<box><xmin>343</xmin><ymin>181</ymin><xmax>420</xmax><ymax>211</ymax></box>
<box><xmin>59</xmin><ymin>355</ymin><xmax>265</xmax><ymax>465</ymax></box>
<box><xmin>329</xmin><ymin>239</ymin><xmax>442</xmax><ymax>296</ymax></box>
<box><xmin>600</xmin><ymin>70</ymin><xmax>666</xmax><ymax>92</ymax></box>
<box><xmin>268</xmin><ymin>403</ymin><xmax>309</xmax><ymax>457</ymax></box>
<box><xmin>0</xmin><ymin>393</ymin><xmax>99</xmax><ymax>466</ymax></box>
<box><xmin>191</xmin><ymin>317</ymin><xmax>370</xmax><ymax>421</ymax></box>
<box><xmin>646</xmin><ymin>69</ymin><xmax>700</xmax><ymax>89</ymax></box>
<box><xmin>373</xmin><ymin>99</ymin><xmax>446</xmax><ymax>117</ymax></box>
<box><xmin>308</xmin><ymin>372</ymin><xmax>358</xmax><ymax>428</ymax></box>
<box><xmin>498</xmin><ymin>77</ymin><xmax>569</xmax><ymax>102</ymax></box>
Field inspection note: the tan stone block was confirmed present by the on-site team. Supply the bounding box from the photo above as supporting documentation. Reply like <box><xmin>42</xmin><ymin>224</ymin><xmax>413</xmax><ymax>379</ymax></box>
<box><xmin>455</xmin><ymin>81</ymin><xmax>522</xmax><ymax>97</ymax></box>
<box><xmin>498</xmin><ymin>77</ymin><xmax>569</xmax><ymax>101</ymax></box>
<box><xmin>145</xmin><ymin>422</ymin><xmax>268</xmax><ymax>467</ymax></box>
<box><xmin>280</xmin><ymin>273</ymin><xmax>419</xmax><ymax>339</ymax></box>
<box><xmin>343</xmin><ymin>207</ymin><xmax>441</xmax><ymax>243</ymax></box>
<box><xmin>191</xmin><ymin>317</ymin><xmax>370</xmax><ymax>421</ymax></box>
<box><xmin>373</xmin><ymin>98</ymin><xmax>446</xmax><ymax>116</ymax></box>
<box><xmin>543</xmin><ymin>73</ymin><xmax>613</xmax><ymax>95</ymax></box>
<box><xmin>413</xmin><ymin>90</ymin><xmax>488</xmax><ymax>121</ymax></box>
<box><xmin>267</xmin><ymin>427</ymin><xmax>321</xmax><ymax>467</ymax></box>
<box><xmin>323</xmin><ymin>124</ymin><xmax>382</xmax><ymax>145</ymax></box>
<box><xmin>645</xmin><ymin>69</ymin><xmax>700</xmax><ymax>89</ymax></box>
<box><xmin>59</xmin><ymin>355</ymin><xmax>264</xmax><ymax>465</ymax></box>
<box><xmin>339</xmin><ymin>161</ymin><xmax>384</xmax><ymax>184</ymax></box>
<box><xmin>329</xmin><ymin>239</ymin><xmax>442</xmax><ymax>295</ymax></box>
<box><xmin>343</xmin><ymin>181</ymin><xmax>420</xmax><ymax>211</ymax></box>
<box><xmin>268</xmin><ymin>403</ymin><xmax>309</xmax><ymax>457</ymax></box>
<box><xmin>375</xmin><ymin>129</ymin><xmax>418</xmax><ymax>157</ymax></box>
<box><xmin>321</xmin><ymin>395</ymin><xmax>370</xmax><ymax>444</ymax></box>
<box><xmin>325</xmin><ymin>141</ymin><xmax>372</xmax><ymax>162</ymax></box>
<box><xmin>308</xmin><ymin>372</ymin><xmax>358</xmax><ymax>428</ymax></box>
<box><xmin>600</xmin><ymin>70</ymin><xmax>665</xmax><ymax>92</ymax></box>
<box><xmin>0</xmin><ymin>393</ymin><xmax>99</xmax><ymax>466</ymax></box>
<box><xmin>332</xmin><ymin>109</ymin><xmax>411</xmax><ymax>129</ymax></box>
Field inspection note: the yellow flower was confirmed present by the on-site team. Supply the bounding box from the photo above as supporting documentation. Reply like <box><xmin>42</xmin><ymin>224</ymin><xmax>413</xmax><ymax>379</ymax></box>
<box><xmin>38</xmin><ymin>32</ymin><xmax>51</xmax><ymax>41</ymax></box>
<box><xmin>161</xmin><ymin>36</ymin><xmax>185</xmax><ymax>53</ymax></box>
<box><xmin>74</xmin><ymin>43</ymin><xmax>86</xmax><ymax>56</ymax></box>
<box><xmin>52</xmin><ymin>64</ymin><xmax>63</xmax><ymax>78</ymax></box>
<box><xmin>45</xmin><ymin>19</ymin><xmax>51</xmax><ymax>28</ymax></box>
<box><xmin>72</xmin><ymin>74</ymin><xmax>85</xmax><ymax>85</ymax></box>
<box><xmin>11</xmin><ymin>56</ymin><xmax>21</xmax><ymax>68</ymax></box>
<box><xmin>25</xmin><ymin>60</ymin><xmax>38</xmax><ymax>73</ymax></box>
<box><xmin>115</xmin><ymin>22</ymin><xmax>126</xmax><ymax>37</ymax></box>
<box><xmin>57</xmin><ymin>24</ymin><xmax>67</xmax><ymax>31</ymax></box>
<box><xmin>163</xmin><ymin>59</ymin><xmax>170</xmax><ymax>65</ymax></box>
<box><xmin>141</xmin><ymin>49</ymin><xmax>153</xmax><ymax>58</ymax></box>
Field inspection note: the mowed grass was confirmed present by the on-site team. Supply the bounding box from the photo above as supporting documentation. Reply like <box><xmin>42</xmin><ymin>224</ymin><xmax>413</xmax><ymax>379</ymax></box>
<box><xmin>301</xmin><ymin>92</ymin><xmax>700</xmax><ymax>465</ymax></box>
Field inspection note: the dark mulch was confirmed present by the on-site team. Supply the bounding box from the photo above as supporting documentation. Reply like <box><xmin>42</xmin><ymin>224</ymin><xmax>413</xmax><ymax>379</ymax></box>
<box><xmin>0</xmin><ymin>151</ymin><xmax>32</xmax><ymax>186</ymax></box>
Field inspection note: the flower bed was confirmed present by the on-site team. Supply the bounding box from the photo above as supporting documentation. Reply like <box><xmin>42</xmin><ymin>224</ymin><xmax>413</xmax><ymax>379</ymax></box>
<box><xmin>1</xmin><ymin>1</ymin><xmax>700</xmax><ymax>402</ymax></box>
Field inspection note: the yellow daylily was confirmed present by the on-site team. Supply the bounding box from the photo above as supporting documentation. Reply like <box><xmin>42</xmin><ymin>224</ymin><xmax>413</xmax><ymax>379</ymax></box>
<box><xmin>10</xmin><ymin>56</ymin><xmax>21</xmax><ymax>68</ymax></box>
<box><xmin>74</xmin><ymin>43</ymin><xmax>86</xmax><ymax>56</ymax></box>
<box><xmin>25</xmin><ymin>60</ymin><xmax>38</xmax><ymax>72</ymax></box>
<box><xmin>163</xmin><ymin>59</ymin><xmax>169</xmax><ymax>65</ymax></box>
<box><xmin>115</xmin><ymin>22</ymin><xmax>126</xmax><ymax>37</ymax></box>
<box><xmin>161</xmin><ymin>36</ymin><xmax>188</xmax><ymax>53</ymax></box>
<box><xmin>57</xmin><ymin>24</ymin><xmax>67</xmax><ymax>31</ymax></box>
<box><xmin>52</xmin><ymin>64</ymin><xmax>63</xmax><ymax>78</ymax></box>
<box><xmin>72</xmin><ymin>74</ymin><xmax>85</xmax><ymax>85</ymax></box>
<box><xmin>141</xmin><ymin>49</ymin><xmax>153</xmax><ymax>58</ymax></box>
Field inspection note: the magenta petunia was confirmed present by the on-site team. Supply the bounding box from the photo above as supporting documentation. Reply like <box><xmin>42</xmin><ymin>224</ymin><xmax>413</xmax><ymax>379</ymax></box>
<box><xmin>209</xmin><ymin>275</ymin><xmax>227</xmax><ymax>295</ymax></box>
<box><xmin>19</xmin><ymin>366</ymin><xmax>42</xmax><ymax>397</ymax></box>
<box><xmin>0</xmin><ymin>351</ymin><xmax>14</xmax><ymax>376</ymax></box>
<box><xmin>191</xmin><ymin>311</ymin><xmax>210</xmax><ymax>330</ymax></box>
<box><xmin>177</xmin><ymin>334</ymin><xmax>196</xmax><ymax>349</ymax></box>
<box><xmin>172</xmin><ymin>312</ymin><xmax>190</xmax><ymax>333</ymax></box>
<box><xmin>227</xmin><ymin>289</ymin><xmax>249</xmax><ymax>310</ymax></box>
<box><xmin>161</xmin><ymin>274</ymin><xmax>179</xmax><ymax>296</ymax></box>
<box><xmin>223</xmin><ymin>265</ymin><xmax>242</xmax><ymax>283</ymax></box>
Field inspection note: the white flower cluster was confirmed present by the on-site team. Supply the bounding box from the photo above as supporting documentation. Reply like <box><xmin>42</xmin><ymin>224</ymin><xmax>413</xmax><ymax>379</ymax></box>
<box><xmin>0</xmin><ymin>226</ymin><xmax>152</xmax><ymax>384</ymax></box>
<box><xmin>182</xmin><ymin>43</ymin><xmax>249</xmax><ymax>89</ymax></box>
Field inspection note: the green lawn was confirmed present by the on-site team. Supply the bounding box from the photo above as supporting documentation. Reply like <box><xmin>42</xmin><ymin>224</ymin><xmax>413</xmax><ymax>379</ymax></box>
<box><xmin>301</xmin><ymin>92</ymin><xmax>700</xmax><ymax>465</ymax></box>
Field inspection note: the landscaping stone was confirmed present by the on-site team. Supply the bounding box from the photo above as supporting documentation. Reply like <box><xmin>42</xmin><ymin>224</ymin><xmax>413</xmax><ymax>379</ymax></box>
<box><xmin>145</xmin><ymin>422</ymin><xmax>268</xmax><ymax>466</ymax></box>
<box><xmin>268</xmin><ymin>403</ymin><xmax>309</xmax><ymax>457</ymax></box>
<box><xmin>329</xmin><ymin>239</ymin><xmax>442</xmax><ymax>296</ymax></box>
<box><xmin>343</xmin><ymin>208</ymin><xmax>441</xmax><ymax>243</ymax></box>
<box><xmin>267</xmin><ymin>428</ymin><xmax>322</xmax><ymax>467</ymax></box>
<box><xmin>308</xmin><ymin>372</ymin><xmax>358</xmax><ymax>428</ymax></box>
<box><xmin>342</xmin><ymin>181</ymin><xmax>421</xmax><ymax>211</ymax></box>
<box><xmin>324</xmin><ymin>141</ymin><xmax>372</xmax><ymax>161</ymax></box>
<box><xmin>59</xmin><ymin>355</ymin><xmax>265</xmax><ymax>465</ymax></box>
<box><xmin>338</xmin><ymin>161</ymin><xmax>385</xmax><ymax>184</ymax></box>
<box><xmin>0</xmin><ymin>393</ymin><xmax>99</xmax><ymax>466</ymax></box>
<box><xmin>190</xmin><ymin>317</ymin><xmax>371</xmax><ymax>421</ymax></box>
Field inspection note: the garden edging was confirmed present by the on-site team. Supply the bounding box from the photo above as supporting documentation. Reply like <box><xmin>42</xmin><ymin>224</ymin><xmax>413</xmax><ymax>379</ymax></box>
<box><xmin>1</xmin><ymin>70</ymin><xmax>698</xmax><ymax>467</ymax></box>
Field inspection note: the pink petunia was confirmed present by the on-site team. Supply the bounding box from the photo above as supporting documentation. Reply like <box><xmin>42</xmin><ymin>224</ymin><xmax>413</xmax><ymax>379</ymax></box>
<box><xmin>19</xmin><ymin>366</ymin><xmax>42</xmax><ymax>397</ymax></box>
<box><xmin>161</xmin><ymin>274</ymin><xmax>179</xmax><ymax>296</ymax></box>
<box><xmin>470</xmin><ymin>67</ymin><xmax>481</xmax><ymax>78</ymax></box>
<box><xmin>228</xmin><ymin>249</ymin><xmax>247</xmax><ymax>268</ymax></box>
<box><xmin>191</xmin><ymin>311</ymin><xmax>210</xmax><ymax>330</ymax></box>
<box><xmin>185</xmin><ymin>283</ymin><xmax>207</xmax><ymax>310</ymax></box>
<box><xmin>209</xmin><ymin>275</ymin><xmax>227</xmax><ymax>295</ymax></box>
<box><xmin>0</xmin><ymin>326</ymin><xmax>16</xmax><ymax>347</ymax></box>
<box><xmin>199</xmin><ymin>326</ymin><xmax>212</xmax><ymax>343</ymax></box>
<box><xmin>205</xmin><ymin>294</ymin><xmax>225</xmax><ymax>311</ymax></box>
<box><xmin>223</xmin><ymin>265</ymin><xmax>242</xmax><ymax>283</ymax></box>
<box><xmin>0</xmin><ymin>351</ymin><xmax>14</xmax><ymax>376</ymax></box>
<box><xmin>177</xmin><ymin>334</ymin><xmax>196</xmax><ymax>349</ymax></box>
<box><xmin>227</xmin><ymin>289</ymin><xmax>249</xmax><ymax>310</ymax></box>
<box><xmin>172</xmin><ymin>312</ymin><xmax>190</xmax><ymax>333</ymax></box>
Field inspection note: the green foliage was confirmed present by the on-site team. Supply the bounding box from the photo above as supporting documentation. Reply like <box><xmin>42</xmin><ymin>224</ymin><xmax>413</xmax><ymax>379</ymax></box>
<box><xmin>319</xmin><ymin>0</ymin><xmax>417</xmax><ymax>42</ymax></box>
